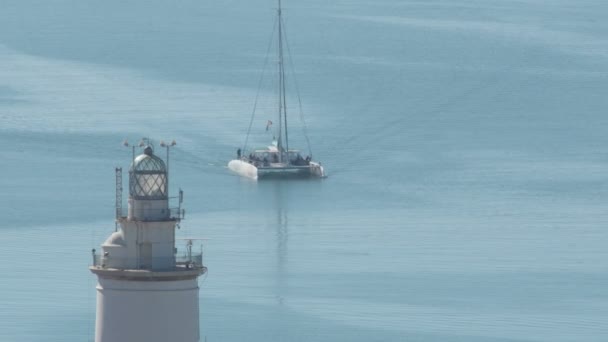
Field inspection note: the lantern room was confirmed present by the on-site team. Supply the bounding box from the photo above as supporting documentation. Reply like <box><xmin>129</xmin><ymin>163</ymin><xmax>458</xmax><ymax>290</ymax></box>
<box><xmin>129</xmin><ymin>146</ymin><xmax>167</xmax><ymax>200</ymax></box>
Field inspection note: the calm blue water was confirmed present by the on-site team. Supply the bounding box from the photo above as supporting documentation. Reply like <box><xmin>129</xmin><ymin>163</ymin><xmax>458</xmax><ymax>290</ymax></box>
<box><xmin>1</xmin><ymin>1</ymin><xmax>608</xmax><ymax>341</ymax></box>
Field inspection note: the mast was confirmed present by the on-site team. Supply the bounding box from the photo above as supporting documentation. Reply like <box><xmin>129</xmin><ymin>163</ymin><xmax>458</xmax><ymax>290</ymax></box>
<box><xmin>277</xmin><ymin>0</ymin><xmax>289</xmax><ymax>161</ymax></box>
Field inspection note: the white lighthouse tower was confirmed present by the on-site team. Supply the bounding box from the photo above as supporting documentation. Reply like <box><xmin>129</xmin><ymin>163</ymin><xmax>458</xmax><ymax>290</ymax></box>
<box><xmin>90</xmin><ymin>142</ymin><xmax>206</xmax><ymax>342</ymax></box>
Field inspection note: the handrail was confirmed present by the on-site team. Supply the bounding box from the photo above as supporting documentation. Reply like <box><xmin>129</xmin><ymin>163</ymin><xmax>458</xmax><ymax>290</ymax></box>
<box><xmin>115</xmin><ymin>207</ymin><xmax>185</xmax><ymax>221</ymax></box>
<box><xmin>91</xmin><ymin>253</ymin><xmax>203</xmax><ymax>271</ymax></box>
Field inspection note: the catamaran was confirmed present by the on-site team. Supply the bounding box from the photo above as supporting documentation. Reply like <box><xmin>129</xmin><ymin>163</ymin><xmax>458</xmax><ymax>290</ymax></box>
<box><xmin>228</xmin><ymin>0</ymin><xmax>325</xmax><ymax>180</ymax></box>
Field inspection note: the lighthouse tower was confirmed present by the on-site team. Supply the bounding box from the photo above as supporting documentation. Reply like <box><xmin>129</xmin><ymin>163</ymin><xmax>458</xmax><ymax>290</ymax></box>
<box><xmin>90</xmin><ymin>143</ymin><xmax>206</xmax><ymax>342</ymax></box>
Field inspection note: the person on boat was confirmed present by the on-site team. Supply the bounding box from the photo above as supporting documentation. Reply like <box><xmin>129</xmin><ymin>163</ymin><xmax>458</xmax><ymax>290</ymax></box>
<box><xmin>237</xmin><ymin>148</ymin><xmax>241</xmax><ymax>159</ymax></box>
<box><xmin>295</xmin><ymin>154</ymin><xmax>304</xmax><ymax>165</ymax></box>
<box><xmin>263</xmin><ymin>157</ymin><xmax>269</xmax><ymax>166</ymax></box>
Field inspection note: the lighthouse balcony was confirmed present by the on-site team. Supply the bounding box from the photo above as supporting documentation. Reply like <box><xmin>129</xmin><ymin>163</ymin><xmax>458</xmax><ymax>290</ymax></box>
<box><xmin>91</xmin><ymin>252</ymin><xmax>204</xmax><ymax>272</ymax></box>
<box><xmin>116</xmin><ymin>207</ymin><xmax>185</xmax><ymax>222</ymax></box>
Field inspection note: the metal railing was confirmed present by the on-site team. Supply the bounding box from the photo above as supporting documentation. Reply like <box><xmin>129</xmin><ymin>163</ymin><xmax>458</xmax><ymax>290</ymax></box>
<box><xmin>115</xmin><ymin>207</ymin><xmax>185</xmax><ymax>221</ymax></box>
<box><xmin>91</xmin><ymin>252</ymin><xmax>203</xmax><ymax>271</ymax></box>
<box><xmin>176</xmin><ymin>253</ymin><xmax>203</xmax><ymax>267</ymax></box>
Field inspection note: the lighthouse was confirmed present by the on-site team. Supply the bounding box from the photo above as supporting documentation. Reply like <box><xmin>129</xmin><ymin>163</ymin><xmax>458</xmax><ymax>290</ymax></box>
<box><xmin>90</xmin><ymin>142</ymin><xmax>206</xmax><ymax>342</ymax></box>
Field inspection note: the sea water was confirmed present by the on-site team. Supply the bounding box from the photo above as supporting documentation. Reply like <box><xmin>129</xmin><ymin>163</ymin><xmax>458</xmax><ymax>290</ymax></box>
<box><xmin>0</xmin><ymin>0</ymin><xmax>607</xmax><ymax>341</ymax></box>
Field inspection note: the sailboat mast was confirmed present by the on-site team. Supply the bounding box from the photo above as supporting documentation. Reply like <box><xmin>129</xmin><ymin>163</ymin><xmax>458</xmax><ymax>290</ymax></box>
<box><xmin>279</xmin><ymin>1</ymin><xmax>289</xmax><ymax>155</ymax></box>
<box><xmin>277</xmin><ymin>0</ymin><xmax>289</xmax><ymax>159</ymax></box>
<box><xmin>276</xmin><ymin>0</ymin><xmax>283</xmax><ymax>157</ymax></box>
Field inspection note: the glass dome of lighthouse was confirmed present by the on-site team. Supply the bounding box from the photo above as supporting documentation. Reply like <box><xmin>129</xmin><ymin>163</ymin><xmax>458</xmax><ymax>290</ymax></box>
<box><xmin>129</xmin><ymin>146</ymin><xmax>167</xmax><ymax>200</ymax></box>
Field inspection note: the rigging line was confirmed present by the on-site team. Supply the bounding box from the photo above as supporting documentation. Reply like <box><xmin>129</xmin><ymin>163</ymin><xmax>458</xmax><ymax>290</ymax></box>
<box><xmin>243</xmin><ymin>15</ymin><xmax>279</xmax><ymax>153</ymax></box>
<box><xmin>281</xmin><ymin>16</ymin><xmax>314</xmax><ymax>158</ymax></box>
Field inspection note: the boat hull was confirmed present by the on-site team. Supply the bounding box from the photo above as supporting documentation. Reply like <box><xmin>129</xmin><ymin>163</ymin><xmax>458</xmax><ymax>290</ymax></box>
<box><xmin>228</xmin><ymin>160</ymin><xmax>324</xmax><ymax>180</ymax></box>
<box><xmin>228</xmin><ymin>159</ymin><xmax>258</xmax><ymax>180</ymax></box>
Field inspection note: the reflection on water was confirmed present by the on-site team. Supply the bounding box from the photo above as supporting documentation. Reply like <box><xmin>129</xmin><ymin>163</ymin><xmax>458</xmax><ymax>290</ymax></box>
<box><xmin>270</xmin><ymin>182</ymin><xmax>289</xmax><ymax>306</ymax></box>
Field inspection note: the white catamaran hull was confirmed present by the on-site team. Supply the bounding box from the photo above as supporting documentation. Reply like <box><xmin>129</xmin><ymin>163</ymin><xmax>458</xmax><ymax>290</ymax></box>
<box><xmin>228</xmin><ymin>159</ymin><xmax>324</xmax><ymax>180</ymax></box>
<box><xmin>309</xmin><ymin>162</ymin><xmax>325</xmax><ymax>178</ymax></box>
<box><xmin>228</xmin><ymin>159</ymin><xmax>258</xmax><ymax>180</ymax></box>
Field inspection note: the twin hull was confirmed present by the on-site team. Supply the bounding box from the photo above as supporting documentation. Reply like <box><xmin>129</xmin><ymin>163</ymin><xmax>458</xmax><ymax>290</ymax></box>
<box><xmin>228</xmin><ymin>159</ymin><xmax>324</xmax><ymax>180</ymax></box>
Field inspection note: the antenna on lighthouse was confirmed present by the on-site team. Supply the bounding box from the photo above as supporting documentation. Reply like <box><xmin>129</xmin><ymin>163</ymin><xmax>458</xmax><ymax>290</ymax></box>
<box><xmin>123</xmin><ymin>138</ymin><xmax>147</xmax><ymax>165</ymax></box>
<box><xmin>115</xmin><ymin>167</ymin><xmax>123</xmax><ymax>231</ymax></box>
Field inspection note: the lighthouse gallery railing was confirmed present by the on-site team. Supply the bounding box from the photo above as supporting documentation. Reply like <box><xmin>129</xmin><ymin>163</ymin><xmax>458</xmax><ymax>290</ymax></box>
<box><xmin>91</xmin><ymin>253</ymin><xmax>203</xmax><ymax>270</ymax></box>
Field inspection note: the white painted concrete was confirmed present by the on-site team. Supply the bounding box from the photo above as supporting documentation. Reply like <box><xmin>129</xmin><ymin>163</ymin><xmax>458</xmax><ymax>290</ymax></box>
<box><xmin>95</xmin><ymin>278</ymin><xmax>200</xmax><ymax>342</ymax></box>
